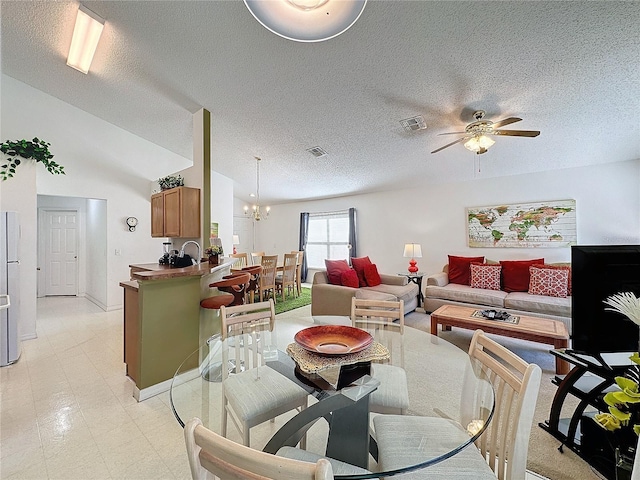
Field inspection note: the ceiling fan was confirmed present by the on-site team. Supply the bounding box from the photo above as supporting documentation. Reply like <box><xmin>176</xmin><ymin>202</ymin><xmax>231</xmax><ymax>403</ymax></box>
<box><xmin>431</xmin><ymin>110</ymin><xmax>540</xmax><ymax>155</ymax></box>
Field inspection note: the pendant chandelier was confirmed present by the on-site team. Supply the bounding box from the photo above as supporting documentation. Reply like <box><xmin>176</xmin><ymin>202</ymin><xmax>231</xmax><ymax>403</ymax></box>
<box><xmin>244</xmin><ymin>157</ymin><xmax>270</xmax><ymax>221</ymax></box>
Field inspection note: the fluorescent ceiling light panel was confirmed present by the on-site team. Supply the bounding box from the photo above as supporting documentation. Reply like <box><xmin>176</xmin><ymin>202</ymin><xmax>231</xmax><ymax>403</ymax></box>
<box><xmin>67</xmin><ymin>5</ymin><xmax>105</xmax><ymax>74</ymax></box>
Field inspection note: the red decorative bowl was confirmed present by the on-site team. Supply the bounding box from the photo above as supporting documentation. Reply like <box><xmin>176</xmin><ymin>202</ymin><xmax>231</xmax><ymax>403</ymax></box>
<box><xmin>294</xmin><ymin>325</ymin><xmax>373</xmax><ymax>355</ymax></box>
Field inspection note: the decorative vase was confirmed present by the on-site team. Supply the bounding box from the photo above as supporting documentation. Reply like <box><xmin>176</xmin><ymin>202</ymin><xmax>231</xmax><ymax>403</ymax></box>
<box><xmin>209</xmin><ymin>254</ymin><xmax>219</xmax><ymax>265</ymax></box>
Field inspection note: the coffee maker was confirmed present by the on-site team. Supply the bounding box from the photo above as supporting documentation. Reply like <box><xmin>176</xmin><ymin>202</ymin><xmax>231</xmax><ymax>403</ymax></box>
<box><xmin>159</xmin><ymin>242</ymin><xmax>173</xmax><ymax>265</ymax></box>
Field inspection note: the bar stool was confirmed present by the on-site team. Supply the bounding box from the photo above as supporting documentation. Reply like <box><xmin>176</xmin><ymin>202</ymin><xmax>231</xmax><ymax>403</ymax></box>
<box><xmin>238</xmin><ymin>265</ymin><xmax>262</xmax><ymax>303</ymax></box>
<box><xmin>200</xmin><ymin>272</ymin><xmax>251</xmax><ymax>382</ymax></box>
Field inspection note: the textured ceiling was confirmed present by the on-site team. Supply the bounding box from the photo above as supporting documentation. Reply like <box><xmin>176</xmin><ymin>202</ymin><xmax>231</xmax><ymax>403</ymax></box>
<box><xmin>1</xmin><ymin>1</ymin><xmax>639</xmax><ymax>204</ymax></box>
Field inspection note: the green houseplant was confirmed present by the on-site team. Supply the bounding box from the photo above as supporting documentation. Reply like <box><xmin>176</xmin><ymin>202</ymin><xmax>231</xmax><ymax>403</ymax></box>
<box><xmin>0</xmin><ymin>138</ymin><xmax>64</xmax><ymax>181</ymax></box>
<box><xmin>158</xmin><ymin>175</ymin><xmax>184</xmax><ymax>190</ymax></box>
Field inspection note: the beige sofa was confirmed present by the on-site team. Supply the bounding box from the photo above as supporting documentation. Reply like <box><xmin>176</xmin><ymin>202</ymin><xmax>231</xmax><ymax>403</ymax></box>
<box><xmin>424</xmin><ymin>265</ymin><xmax>571</xmax><ymax>331</ymax></box>
<box><xmin>311</xmin><ymin>271</ymin><xmax>419</xmax><ymax>316</ymax></box>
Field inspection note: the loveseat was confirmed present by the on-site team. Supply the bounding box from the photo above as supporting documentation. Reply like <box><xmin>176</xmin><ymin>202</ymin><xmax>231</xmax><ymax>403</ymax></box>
<box><xmin>423</xmin><ymin>258</ymin><xmax>572</xmax><ymax>331</ymax></box>
<box><xmin>311</xmin><ymin>271</ymin><xmax>419</xmax><ymax>316</ymax></box>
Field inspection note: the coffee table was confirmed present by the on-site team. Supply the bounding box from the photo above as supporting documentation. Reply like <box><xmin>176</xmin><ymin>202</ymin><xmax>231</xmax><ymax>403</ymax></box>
<box><xmin>431</xmin><ymin>304</ymin><xmax>570</xmax><ymax>374</ymax></box>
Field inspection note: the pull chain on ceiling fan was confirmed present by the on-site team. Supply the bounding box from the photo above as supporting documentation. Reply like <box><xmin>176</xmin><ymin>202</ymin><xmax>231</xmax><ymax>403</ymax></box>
<box><xmin>431</xmin><ymin>110</ymin><xmax>540</xmax><ymax>155</ymax></box>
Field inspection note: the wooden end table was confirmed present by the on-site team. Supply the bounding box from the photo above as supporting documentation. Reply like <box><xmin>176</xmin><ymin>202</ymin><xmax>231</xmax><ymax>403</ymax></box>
<box><xmin>430</xmin><ymin>304</ymin><xmax>570</xmax><ymax>374</ymax></box>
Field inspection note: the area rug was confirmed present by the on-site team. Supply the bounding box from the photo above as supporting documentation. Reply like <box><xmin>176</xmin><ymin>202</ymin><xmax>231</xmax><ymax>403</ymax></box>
<box><xmin>273</xmin><ymin>287</ymin><xmax>311</xmax><ymax>315</ymax></box>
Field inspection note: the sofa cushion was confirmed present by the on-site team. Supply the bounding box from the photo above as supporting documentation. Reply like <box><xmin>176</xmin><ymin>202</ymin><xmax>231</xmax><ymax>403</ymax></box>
<box><xmin>351</xmin><ymin>256</ymin><xmax>372</xmax><ymax>287</ymax></box>
<box><xmin>448</xmin><ymin>255</ymin><xmax>485</xmax><ymax>285</ymax></box>
<box><xmin>364</xmin><ymin>264</ymin><xmax>382</xmax><ymax>286</ymax></box>
<box><xmin>424</xmin><ymin>284</ymin><xmax>507</xmax><ymax>308</ymax></box>
<box><xmin>470</xmin><ymin>263</ymin><xmax>502</xmax><ymax>290</ymax></box>
<box><xmin>355</xmin><ymin>289</ymin><xmax>397</xmax><ymax>302</ymax></box>
<box><xmin>340</xmin><ymin>269</ymin><xmax>360</xmax><ymax>288</ymax></box>
<box><xmin>500</xmin><ymin>259</ymin><xmax>544</xmax><ymax>292</ymax></box>
<box><xmin>528</xmin><ymin>266</ymin><xmax>569</xmax><ymax>298</ymax></box>
<box><xmin>325</xmin><ymin>259</ymin><xmax>351</xmax><ymax>285</ymax></box>
<box><xmin>364</xmin><ymin>283</ymin><xmax>418</xmax><ymax>305</ymax></box>
<box><xmin>504</xmin><ymin>291</ymin><xmax>571</xmax><ymax>318</ymax></box>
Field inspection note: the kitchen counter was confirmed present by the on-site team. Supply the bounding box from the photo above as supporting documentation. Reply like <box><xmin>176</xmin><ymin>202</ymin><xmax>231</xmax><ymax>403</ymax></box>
<box><xmin>129</xmin><ymin>260</ymin><xmax>232</xmax><ymax>281</ymax></box>
<box><xmin>121</xmin><ymin>260</ymin><xmax>234</xmax><ymax>401</ymax></box>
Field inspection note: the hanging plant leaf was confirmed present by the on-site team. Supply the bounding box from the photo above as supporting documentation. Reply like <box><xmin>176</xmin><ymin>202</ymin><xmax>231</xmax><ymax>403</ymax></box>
<box><xmin>0</xmin><ymin>138</ymin><xmax>64</xmax><ymax>181</ymax></box>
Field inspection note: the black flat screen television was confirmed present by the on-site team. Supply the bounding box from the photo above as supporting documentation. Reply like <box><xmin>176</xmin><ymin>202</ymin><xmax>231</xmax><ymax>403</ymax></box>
<box><xmin>571</xmin><ymin>245</ymin><xmax>640</xmax><ymax>354</ymax></box>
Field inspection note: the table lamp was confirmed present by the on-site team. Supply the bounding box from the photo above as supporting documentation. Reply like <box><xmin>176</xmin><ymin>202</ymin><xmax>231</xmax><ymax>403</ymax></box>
<box><xmin>232</xmin><ymin>234</ymin><xmax>240</xmax><ymax>254</ymax></box>
<box><xmin>403</xmin><ymin>243</ymin><xmax>422</xmax><ymax>273</ymax></box>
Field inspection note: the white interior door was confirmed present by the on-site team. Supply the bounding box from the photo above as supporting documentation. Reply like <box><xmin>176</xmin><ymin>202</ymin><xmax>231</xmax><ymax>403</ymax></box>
<box><xmin>45</xmin><ymin>210</ymin><xmax>78</xmax><ymax>296</ymax></box>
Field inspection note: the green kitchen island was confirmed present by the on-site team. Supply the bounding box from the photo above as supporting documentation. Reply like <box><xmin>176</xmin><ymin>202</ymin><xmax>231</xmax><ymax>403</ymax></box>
<box><xmin>120</xmin><ymin>260</ymin><xmax>233</xmax><ymax>401</ymax></box>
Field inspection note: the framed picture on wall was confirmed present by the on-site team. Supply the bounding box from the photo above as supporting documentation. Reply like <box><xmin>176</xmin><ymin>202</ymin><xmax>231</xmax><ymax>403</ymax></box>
<box><xmin>467</xmin><ymin>199</ymin><xmax>576</xmax><ymax>248</ymax></box>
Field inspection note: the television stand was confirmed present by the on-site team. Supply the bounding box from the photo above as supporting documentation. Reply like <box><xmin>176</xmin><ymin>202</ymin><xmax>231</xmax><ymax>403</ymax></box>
<box><xmin>539</xmin><ymin>349</ymin><xmax>635</xmax><ymax>478</ymax></box>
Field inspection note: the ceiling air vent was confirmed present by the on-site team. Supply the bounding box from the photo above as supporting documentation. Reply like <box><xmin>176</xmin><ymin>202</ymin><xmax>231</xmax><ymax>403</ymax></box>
<box><xmin>306</xmin><ymin>146</ymin><xmax>328</xmax><ymax>157</ymax></box>
<box><xmin>400</xmin><ymin>115</ymin><xmax>427</xmax><ymax>132</ymax></box>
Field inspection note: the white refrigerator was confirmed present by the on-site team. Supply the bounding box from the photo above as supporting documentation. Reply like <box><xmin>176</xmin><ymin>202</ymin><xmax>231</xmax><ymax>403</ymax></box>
<box><xmin>0</xmin><ymin>211</ymin><xmax>21</xmax><ymax>366</ymax></box>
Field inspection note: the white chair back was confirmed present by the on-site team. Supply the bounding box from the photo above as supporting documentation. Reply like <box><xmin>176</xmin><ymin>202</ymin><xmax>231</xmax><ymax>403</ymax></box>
<box><xmin>184</xmin><ymin>417</ymin><xmax>333</xmax><ymax>480</ymax></box>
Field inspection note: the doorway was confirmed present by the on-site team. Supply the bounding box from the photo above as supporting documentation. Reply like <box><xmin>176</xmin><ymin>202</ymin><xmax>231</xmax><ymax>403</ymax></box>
<box><xmin>42</xmin><ymin>210</ymin><xmax>78</xmax><ymax>296</ymax></box>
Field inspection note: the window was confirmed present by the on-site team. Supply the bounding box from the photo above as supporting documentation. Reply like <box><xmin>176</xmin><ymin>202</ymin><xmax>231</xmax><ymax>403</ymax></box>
<box><xmin>306</xmin><ymin>210</ymin><xmax>350</xmax><ymax>269</ymax></box>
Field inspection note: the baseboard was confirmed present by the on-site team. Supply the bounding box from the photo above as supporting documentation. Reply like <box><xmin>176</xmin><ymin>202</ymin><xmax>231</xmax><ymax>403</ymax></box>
<box><xmin>133</xmin><ymin>368</ymin><xmax>201</xmax><ymax>402</ymax></box>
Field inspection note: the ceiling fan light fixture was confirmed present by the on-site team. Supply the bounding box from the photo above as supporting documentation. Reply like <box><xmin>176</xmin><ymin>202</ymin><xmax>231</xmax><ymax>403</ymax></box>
<box><xmin>464</xmin><ymin>135</ymin><xmax>495</xmax><ymax>154</ymax></box>
<box><xmin>243</xmin><ymin>0</ymin><xmax>367</xmax><ymax>42</ymax></box>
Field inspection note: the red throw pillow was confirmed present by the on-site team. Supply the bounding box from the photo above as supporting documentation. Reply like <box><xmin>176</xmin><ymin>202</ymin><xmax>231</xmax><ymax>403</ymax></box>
<box><xmin>448</xmin><ymin>255</ymin><xmax>485</xmax><ymax>285</ymax></box>
<box><xmin>351</xmin><ymin>256</ymin><xmax>372</xmax><ymax>287</ymax></box>
<box><xmin>363</xmin><ymin>264</ymin><xmax>381</xmax><ymax>287</ymax></box>
<box><xmin>499</xmin><ymin>259</ymin><xmax>544</xmax><ymax>292</ymax></box>
<box><xmin>543</xmin><ymin>265</ymin><xmax>572</xmax><ymax>296</ymax></box>
<box><xmin>528</xmin><ymin>266</ymin><xmax>569</xmax><ymax>298</ymax></box>
<box><xmin>470</xmin><ymin>263</ymin><xmax>502</xmax><ymax>290</ymax></box>
<box><xmin>340</xmin><ymin>269</ymin><xmax>360</xmax><ymax>288</ymax></box>
<box><xmin>325</xmin><ymin>259</ymin><xmax>351</xmax><ymax>285</ymax></box>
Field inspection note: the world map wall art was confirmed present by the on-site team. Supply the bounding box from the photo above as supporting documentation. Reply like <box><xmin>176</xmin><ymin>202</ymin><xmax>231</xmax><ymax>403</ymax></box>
<box><xmin>467</xmin><ymin>200</ymin><xmax>577</xmax><ymax>248</ymax></box>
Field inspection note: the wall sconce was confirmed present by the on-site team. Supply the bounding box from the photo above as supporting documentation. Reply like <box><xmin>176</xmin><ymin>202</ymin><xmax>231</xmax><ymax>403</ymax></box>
<box><xmin>403</xmin><ymin>243</ymin><xmax>422</xmax><ymax>273</ymax></box>
<box><xmin>126</xmin><ymin>217</ymin><xmax>138</xmax><ymax>232</ymax></box>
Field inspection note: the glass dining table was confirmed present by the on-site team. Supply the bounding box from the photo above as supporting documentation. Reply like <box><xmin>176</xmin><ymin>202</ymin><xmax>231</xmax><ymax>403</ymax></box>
<box><xmin>170</xmin><ymin>315</ymin><xmax>494</xmax><ymax>479</ymax></box>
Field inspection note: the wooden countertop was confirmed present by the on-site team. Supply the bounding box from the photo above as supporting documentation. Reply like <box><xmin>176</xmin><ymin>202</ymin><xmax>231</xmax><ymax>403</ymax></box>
<box><xmin>129</xmin><ymin>260</ymin><xmax>234</xmax><ymax>281</ymax></box>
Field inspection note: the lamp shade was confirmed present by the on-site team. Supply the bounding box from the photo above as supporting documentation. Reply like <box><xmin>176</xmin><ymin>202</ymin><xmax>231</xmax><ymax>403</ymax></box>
<box><xmin>232</xmin><ymin>235</ymin><xmax>240</xmax><ymax>245</ymax></box>
<box><xmin>403</xmin><ymin>243</ymin><xmax>422</xmax><ymax>258</ymax></box>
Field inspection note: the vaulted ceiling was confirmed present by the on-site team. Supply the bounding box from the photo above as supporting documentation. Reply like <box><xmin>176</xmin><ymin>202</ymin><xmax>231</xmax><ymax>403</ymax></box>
<box><xmin>2</xmin><ymin>1</ymin><xmax>639</xmax><ymax>204</ymax></box>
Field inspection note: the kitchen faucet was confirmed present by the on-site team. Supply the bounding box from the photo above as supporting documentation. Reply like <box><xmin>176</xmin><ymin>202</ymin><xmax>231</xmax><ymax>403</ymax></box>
<box><xmin>179</xmin><ymin>241</ymin><xmax>201</xmax><ymax>265</ymax></box>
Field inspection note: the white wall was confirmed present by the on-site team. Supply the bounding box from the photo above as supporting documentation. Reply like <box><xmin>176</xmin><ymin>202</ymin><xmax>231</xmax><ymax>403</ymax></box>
<box><xmin>2</xmin><ymin>75</ymin><xmax>192</xmax><ymax>316</ymax></box>
<box><xmin>210</xmin><ymin>171</ymin><xmax>234</xmax><ymax>254</ymax></box>
<box><xmin>253</xmin><ymin>159</ymin><xmax>640</xmax><ymax>279</ymax></box>
<box><xmin>86</xmin><ymin>198</ymin><xmax>108</xmax><ymax>307</ymax></box>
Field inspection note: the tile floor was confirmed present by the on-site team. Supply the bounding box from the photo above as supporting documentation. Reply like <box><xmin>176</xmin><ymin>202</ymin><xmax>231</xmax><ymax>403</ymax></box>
<box><xmin>1</xmin><ymin>296</ymin><xmax>547</xmax><ymax>479</ymax></box>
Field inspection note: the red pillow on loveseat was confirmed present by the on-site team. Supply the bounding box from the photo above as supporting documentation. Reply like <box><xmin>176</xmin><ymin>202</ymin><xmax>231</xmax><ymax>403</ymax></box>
<box><xmin>325</xmin><ymin>259</ymin><xmax>351</xmax><ymax>285</ymax></box>
<box><xmin>340</xmin><ymin>269</ymin><xmax>360</xmax><ymax>288</ymax></box>
<box><xmin>448</xmin><ymin>255</ymin><xmax>485</xmax><ymax>285</ymax></box>
<box><xmin>363</xmin><ymin>264</ymin><xmax>381</xmax><ymax>287</ymax></box>
<box><xmin>500</xmin><ymin>259</ymin><xmax>544</xmax><ymax>292</ymax></box>
<box><xmin>351</xmin><ymin>256</ymin><xmax>372</xmax><ymax>287</ymax></box>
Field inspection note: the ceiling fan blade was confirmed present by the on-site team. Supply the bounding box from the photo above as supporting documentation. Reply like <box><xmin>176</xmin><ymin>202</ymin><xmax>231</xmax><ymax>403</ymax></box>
<box><xmin>491</xmin><ymin>117</ymin><xmax>522</xmax><ymax>129</ymax></box>
<box><xmin>438</xmin><ymin>131</ymin><xmax>467</xmax><ymax>136</ymax></box>
<box><xmin>493</xmin><ymin>129</ymin><xmax>540</xmax><ymax>137</ymax></box>
<box><xmin>431</xmin><ymin>137</ymin><xmax>467</xmax><ymax>154</ymax></box>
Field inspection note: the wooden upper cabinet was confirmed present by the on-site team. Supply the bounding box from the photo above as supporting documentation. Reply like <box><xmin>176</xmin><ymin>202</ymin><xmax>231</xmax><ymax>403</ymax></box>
<box><xmin>151</xmin><ymin>186</ymin><xmax>201</xmax><ymax>238</ymax></box>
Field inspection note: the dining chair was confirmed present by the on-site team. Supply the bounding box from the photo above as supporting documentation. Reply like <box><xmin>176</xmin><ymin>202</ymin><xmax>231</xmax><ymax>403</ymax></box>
<box><xmin>229</xmin><ymin>252</ymin><xmax>249</xmax><ymax>269</ymax></box>
<box><xmin>184</xmin><ymin>417</ymin><xmax>332</xmax><ymax>480</ymax></box>
<box><xmin>292</xmin><ymin>250</ymin><xmax>304</xmax><ymax>296</ymax></box>
<box><xmin>373</xmin><ymin>329</ymin><xmax>542</xmax><ymax>479</ymax></box>
<box><xmin>351</xmin><ymin>297</ymin><xmax>408</xmax><ymax>415</ymax></box>
<box><xmin>276</xmin><ymin>252</ymin><xmax>298</xmax><ymax>301</ymax></box>
<box><xmin>259</xmin><ymin>254</ymin><xmax>278</xmax><ymax>302</ymax></box>
<box><xmin>251</xmin><ymin>251</ymin><xmax>265</xmax><ymax>265</ymax></box>
<box><xmin>219</xmin><ymin>300</ymin><xmax>309</xmax><ymax>447</ymax></box>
